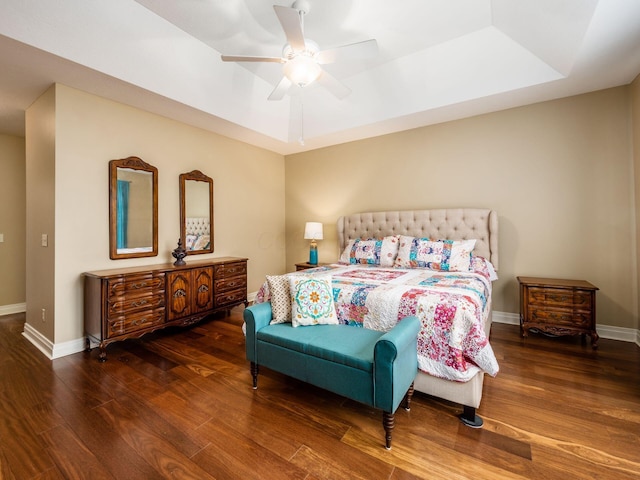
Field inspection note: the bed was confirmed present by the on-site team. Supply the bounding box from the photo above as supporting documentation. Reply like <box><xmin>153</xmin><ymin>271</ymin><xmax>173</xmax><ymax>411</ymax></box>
<box><xmin>255</xmin><ymin>208</ymin><xmax>499</xmax><ymax>427</ymax></box>
<box><xmin>184</xmin><ymin>217</ymin><xmax>211</xmax><ymax>251</ymax></box>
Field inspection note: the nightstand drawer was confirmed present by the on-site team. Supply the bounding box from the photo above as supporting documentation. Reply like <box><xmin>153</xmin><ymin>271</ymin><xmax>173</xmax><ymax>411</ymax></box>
<box><xmin>530</xmin><ymin>307</ymin><xmax>592</xmax><ymax>328</ymax></box>
<box><xmin>528</xmin><ymin>287</ymin><xmax>592</xmax><ymax>308</ymax></box>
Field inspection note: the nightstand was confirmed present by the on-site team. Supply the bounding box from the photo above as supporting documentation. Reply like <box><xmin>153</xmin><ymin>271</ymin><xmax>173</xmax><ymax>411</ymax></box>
<box><xmin>518</xmin><ymin>276</ymin><xmax>599</xmax><ymax>349</ymax></box>
<box><xmin>295</xmin><ymin>262</ymin><xmax>329</xmax><ymax>271</ymax></box>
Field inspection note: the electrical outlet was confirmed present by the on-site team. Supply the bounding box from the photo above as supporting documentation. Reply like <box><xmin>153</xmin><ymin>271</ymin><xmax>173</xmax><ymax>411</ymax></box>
<box><xmin>41</xmin><ymin>308</ymin><xmax>46</xmax><ymax>322</ymax></box>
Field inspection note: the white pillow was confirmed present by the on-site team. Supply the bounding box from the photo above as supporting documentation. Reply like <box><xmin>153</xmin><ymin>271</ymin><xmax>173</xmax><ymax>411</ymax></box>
<box><xmin>266</xmin><ymin>275</ymin><xmax>291</xmax><ymax>324</ymax></box>
<box><xmin>338</xmin><ymin>236</ymin><xmax>400</xmax><ymax>267</ymax></box>
<box><xmin>394</xmin><ymin>236</ymin><xmax>476</xmax><ymax>272</ymax></box>
<box><xmin>289</xmin><ymin>274</ymin><xmax>338</xmax><ymax>327</ymax></box>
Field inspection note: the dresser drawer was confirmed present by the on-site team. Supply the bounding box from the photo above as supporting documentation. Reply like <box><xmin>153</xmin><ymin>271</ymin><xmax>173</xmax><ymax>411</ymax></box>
<box><xmin>107</xmin><ymin>273</ymin><xmax>165</xmax><ymax>298</ymax></box>
<box><xmin>107</xmin><ymin>309</ymin><xmax>165</xmax><ymax>337</ymax></box>
<box><xmin>215</xmin><ymin>288</ymin><xmax>246</xmax><ymax>307</ymax></box>
<box><xmin>529</xmin><ymin>307</ymin><xmax>592</xmax><ymax>328</ymax></box>
<box><xmin>214</xmin><ymin>262</ymin><xmax>247</xmax><ymax>278</ymax></box>
<box><xmin>528</xmin><ymin>287</ymin><xmax>592</xmax><ymax>308</ymax></box>
<box><xmin>214</xmin><ymin>274</ymin><xmax>247</xmax><ymax>293</ymax></box>
<box><xmin>107</xmin><ymin>292</ymin><xmax>165</xmax><ymax>318</ymax></box>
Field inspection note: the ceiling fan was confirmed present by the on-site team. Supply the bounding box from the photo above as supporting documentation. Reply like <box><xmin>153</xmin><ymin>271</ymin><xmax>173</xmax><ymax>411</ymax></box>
<box><xmin>220</xmin><ymin>0</ymin><xmax>378</xmax><ymax>101</ymax></box>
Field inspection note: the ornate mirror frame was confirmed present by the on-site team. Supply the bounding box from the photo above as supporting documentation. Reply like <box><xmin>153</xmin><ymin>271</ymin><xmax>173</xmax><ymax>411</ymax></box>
<box><xmin>109</xmin><ymin>156</ymin><xmax>158</xmax><ymax>259</ymax></box>
<box><xmin>180</xmin><ymin>170</ymin><xmax>214</xmax><ymax>255</ymax></box>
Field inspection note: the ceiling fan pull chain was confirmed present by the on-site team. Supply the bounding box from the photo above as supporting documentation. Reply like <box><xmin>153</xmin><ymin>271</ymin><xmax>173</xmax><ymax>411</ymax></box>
<box><xmin>299</xmin><ymin>100</ymin><xmax>305</xmax><ymax>145</ymax></box>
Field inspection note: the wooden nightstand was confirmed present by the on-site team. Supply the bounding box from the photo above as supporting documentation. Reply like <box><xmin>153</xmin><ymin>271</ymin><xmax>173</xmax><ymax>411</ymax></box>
<box><xmin>518</xmin><ymin>276</ymin><xmax>599</xmax><ymax>349</ymax></box>
<box><xmin>295</xmin><ymin>262</ymin><xmax>329</xmax><ymax>271</ymax></box>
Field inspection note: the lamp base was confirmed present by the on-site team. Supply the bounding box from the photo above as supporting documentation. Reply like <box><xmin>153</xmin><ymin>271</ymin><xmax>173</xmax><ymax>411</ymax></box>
<box><xmin>309</xmin><ymin>243</ymin><xmax>318</xmax><ymax>265</ymax></box>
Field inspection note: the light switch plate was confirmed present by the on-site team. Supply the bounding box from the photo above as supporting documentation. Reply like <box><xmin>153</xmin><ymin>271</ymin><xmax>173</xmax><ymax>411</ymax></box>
<box><xmin>41</xmin><ymin>234</ymin><xmax>48</xmax><ymax>247</ymax></box>
<box><xmin>0</xmin><ymin>233</ymin><xmax>4</xmax><ymax>243</ymax></box>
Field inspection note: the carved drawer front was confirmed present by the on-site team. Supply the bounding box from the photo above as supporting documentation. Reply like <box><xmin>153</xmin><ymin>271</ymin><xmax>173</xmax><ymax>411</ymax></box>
<box><xmin>528</xmin><ymin>287</ymin><xmax>591</xmax><ymax>309</ymax></box>
<box><xmin>529</xmin><ymin>307</ymin><xmax>592</xmax><ymax>328</ymax></box>
<box><xmin>107</xmin><ymin>273</ymin><xmax>165</xmax><ymax>299</ymax></box>
<box><xmin>107</xmin><ymin>309</ymin><xmax>165</xmax><ymax>337</ymax></box>
<box><xmin>214</xmin><ymin>274</ymin><xmax>247</xmax><ymax>293</ymax></box>
<box><xmin>107</xmin><ymin>292</ymin><xmax>165</xmax><ymax>317</ymax></box>
<box><xmin>215</xmin><ymin>288</ymin><xmax>246</xmax><ymax>307</ymax></box>
<box><xmin>214</xmin><ymin>262</ymin><xmax>247</xmax><ymax>278</ymax></box>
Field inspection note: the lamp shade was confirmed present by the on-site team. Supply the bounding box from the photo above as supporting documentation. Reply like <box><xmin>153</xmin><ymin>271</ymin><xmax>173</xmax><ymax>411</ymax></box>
<box><xmin>304</xmin><ymin>222</ymin><xmax>323</xmax><ymax>240</ymax></box>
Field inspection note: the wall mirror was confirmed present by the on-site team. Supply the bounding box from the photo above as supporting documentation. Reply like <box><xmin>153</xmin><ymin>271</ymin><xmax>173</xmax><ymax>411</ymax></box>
<box><xmin>109</xmin><ymin>156</ymin><xmax>158</xmax><ymax>259</ymax></box>
<box><xmin>180</xmin><ymin>170</ymin><xmax>214</xmax><ymax>255</ymax></box>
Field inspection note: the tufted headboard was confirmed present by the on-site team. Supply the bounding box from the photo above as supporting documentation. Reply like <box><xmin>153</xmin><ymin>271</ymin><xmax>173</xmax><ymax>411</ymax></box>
<box><xmin>186</xmin><ymin>217</ymin><xmax>210</xmax><ymax>236</ymax></box>
<box><xmin>337</xmin><ymin>208</ymin><xmax>499</xmax><ymax>270</ymax></box>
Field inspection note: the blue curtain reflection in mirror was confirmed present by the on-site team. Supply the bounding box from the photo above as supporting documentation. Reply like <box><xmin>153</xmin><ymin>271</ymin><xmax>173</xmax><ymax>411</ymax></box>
<box><xmin>116</xmin><ymin>179</ymin><xmax>130</xmax><ymax>249</ymax></box>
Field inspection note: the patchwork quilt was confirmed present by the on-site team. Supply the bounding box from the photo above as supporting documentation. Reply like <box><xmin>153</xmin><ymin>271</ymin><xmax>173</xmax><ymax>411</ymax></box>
<box><xmin>255</xmin><ymin>257</ymin><xmax>499</xmax><ymax>382</ymax></box>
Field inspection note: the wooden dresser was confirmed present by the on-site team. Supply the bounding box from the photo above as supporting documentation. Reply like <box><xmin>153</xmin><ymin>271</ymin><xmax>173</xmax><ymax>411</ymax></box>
<box><xmin>84</xmin><ymin>257</ymin><xmax>248</xmax><ymax>360</ymax></box>
<box><xmin>518</xmin><ymin>276</ymin><xmax>599</xmax><ymax>349</ymax></box>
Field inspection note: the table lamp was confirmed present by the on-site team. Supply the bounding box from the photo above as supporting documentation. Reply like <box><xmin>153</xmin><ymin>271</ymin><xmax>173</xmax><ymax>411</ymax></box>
<box><xmin>304</xmin><ymin>222</ymin><xmax>323</xmax><ymax>265</ymax></box>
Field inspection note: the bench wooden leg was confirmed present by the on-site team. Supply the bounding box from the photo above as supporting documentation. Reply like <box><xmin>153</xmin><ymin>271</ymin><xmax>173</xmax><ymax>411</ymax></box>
<box><xmin>250</xmin><ymin>362</ymin><xmax>259</xmax><ymax>389</ymax></box>
<box><xmin>382</xmin><ymin>411</ymin><xmax>395</xmax><ymax>450</ymax></box>
<box><xmin>402</xmin><ymin>382</ymin><xmax>415</xmax><ymax>411</ymax></box>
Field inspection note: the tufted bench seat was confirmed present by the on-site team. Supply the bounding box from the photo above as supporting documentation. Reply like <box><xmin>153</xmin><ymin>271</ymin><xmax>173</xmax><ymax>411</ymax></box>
<box><xmin>244</xmin><ymin>302</ymin><xmax>420</xmax><ymax>449</ymax></box>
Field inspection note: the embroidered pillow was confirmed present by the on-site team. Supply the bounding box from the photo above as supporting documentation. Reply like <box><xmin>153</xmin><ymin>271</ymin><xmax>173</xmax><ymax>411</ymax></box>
<box><xmin>266</xmin><ymin>275</ymin><xmax>291</xmax><ymax>324</ymax></box>
<box><xmin>289</xmin><ymin>274</ymin><xmax>338</xmax><ymax>327</ymax></box>
<box><xmin>394</xmin><ymin>236</ymin><xmax>476</xmax><ymax>271</ymax></box>
<box><xmin>338</xmin><ymin>236</ymin><xmax>399</xmax><ymax>267</ymax></box>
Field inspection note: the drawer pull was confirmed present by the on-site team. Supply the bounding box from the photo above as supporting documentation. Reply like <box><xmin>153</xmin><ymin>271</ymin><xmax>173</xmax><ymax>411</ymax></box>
<box><xmin>132</xmin><ymin>282</ymin><xmax>148</xmax><ymax>289</ymax></box>
<box><xmin>131</xmin><ymin>300</ymin><xmax>148</xmax><ymax>307</ymax></box>
<box><xmin>173</xmin><ymin>289</ymin><xmax>187</xmax><ymax>298</ymax></box>
<box><xmin>198</xmin><ymin>284</ymin><xmax>209</xmax><ymax>293</ymax></box>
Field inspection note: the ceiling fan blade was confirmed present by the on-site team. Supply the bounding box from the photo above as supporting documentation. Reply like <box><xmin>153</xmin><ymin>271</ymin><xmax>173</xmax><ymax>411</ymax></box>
<box><xmin>316</xmin><ymin>69</ymin><xmax>351</xmax><ymax>100</ymax></box>
<box><xmin>268</xmin><ymin>76</ymin><xmax>292</xmax><ymax>101</ymax></box>
<box><xmin>317</xmin><ymin>39</ymin><xmax>378</xmax><ymax>65</ymax></box>
<box><xmin>221</xmin><ymin>55</ymin><xmax>284</xmax><ymax>63</ymax></box>
<box><xmin>274</xmin><ymin>5</ymin><xmax>306</xmax><ymax>52</ymax></box>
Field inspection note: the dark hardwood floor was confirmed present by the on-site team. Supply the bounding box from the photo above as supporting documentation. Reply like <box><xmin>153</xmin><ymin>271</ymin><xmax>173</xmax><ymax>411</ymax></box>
<box><xmin>1</xmin><ymin>308</ymin><xmax>639</xmax><ymax>479</ymax></box>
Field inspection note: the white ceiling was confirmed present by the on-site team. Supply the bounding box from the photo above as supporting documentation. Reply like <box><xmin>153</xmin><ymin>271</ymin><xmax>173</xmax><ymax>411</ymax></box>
<box><xmin>0</xmin><ymin>0</ymin><xmax>639</xmax><ymax>155</ymax></box>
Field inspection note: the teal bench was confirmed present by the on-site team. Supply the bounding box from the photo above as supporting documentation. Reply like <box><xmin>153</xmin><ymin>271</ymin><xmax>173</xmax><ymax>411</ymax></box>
<box><xmin>244</xmin><ymin>302</ymin><xmax>420</xmax><ymax>449</ymax></box>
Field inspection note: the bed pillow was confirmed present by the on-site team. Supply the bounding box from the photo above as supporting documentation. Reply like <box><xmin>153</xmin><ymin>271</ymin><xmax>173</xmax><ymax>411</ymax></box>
<box><xmin>338</xmin><ymin>236</ymin><xmax>399</xmax><ymax>267</ymax></box>
<box><xmin>266</xmin><ymin>275</ymin><xmax>291</xmax><ymax>324</ymax></box>
<box><xmin>394</xmin><ymin>236</ymin><xmax>476</xmax><ymax>271</ymax></box>
<box><xmin>289</xmin><ymin>274</ymin><xmax>338</xmax><ymax>327</ymax></box>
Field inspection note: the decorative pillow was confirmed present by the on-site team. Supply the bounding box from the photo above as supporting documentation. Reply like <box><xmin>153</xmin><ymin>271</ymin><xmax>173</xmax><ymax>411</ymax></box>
<box><xmin>394</xmin><ymin>236</ymin><xmax>476</xmax><ymax>271</ymax></box>
<box><xmin>192</xmin><ymin>234</ymin><xmax>210</xmax><ymax>251</ymax></box>
<box><xmin>266</xmin><ymin>275</ymin><xmax>291</xmax><ymax>324</ymax></box>
<box><xmin>289</xmin><ymin>274</ymin><xmax>338</xmax><ymax>327</ymax></box>
<box><xmin>185</xmin><ymin>234</ymin><xmax>198</xmax><ymax>250</ymax></box>
<box><xmin>338</xmin><ymin>236</ymin><xmax>399</xmax><ymax>267</ymax></box>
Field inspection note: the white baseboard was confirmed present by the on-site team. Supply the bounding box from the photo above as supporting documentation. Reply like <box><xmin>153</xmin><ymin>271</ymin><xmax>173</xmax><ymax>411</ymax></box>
<box><xmin>0</xmin><ymin>303</ymin><xmax>26</xmax><ymax>316</ymax></box>
<box><xmin>22</xmin><ymin>322</ymin><xmax>54</xmax><ymax>359</ymax></box>
<box><xmin>492</xmin><ymin>310</ymin><xmax>640</xmax><ymax>347</ymax></box>
<box><xmin>22</xmin><ymin>322</ymin><xmax>86</xmax><ymax>360</ymax></box>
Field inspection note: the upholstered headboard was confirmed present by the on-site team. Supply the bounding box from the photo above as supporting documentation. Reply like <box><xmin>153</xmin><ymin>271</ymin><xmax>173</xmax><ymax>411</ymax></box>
<box><xmin>185</xmin><ymin>217</ymin><xmax>210</xmax><ymax>236</ymax></box>
<box><xmin>337</xmin><ymin>208</ymin><xmax>499</xmax><ymax>270</ymax></box>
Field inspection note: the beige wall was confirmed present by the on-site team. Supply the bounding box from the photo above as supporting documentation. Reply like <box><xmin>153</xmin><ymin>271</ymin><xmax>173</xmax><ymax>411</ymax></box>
<box><xmin>26</xmin><ymin>84</ymin><xmax>285</xmax><ymax>345</ymax></box>
<box><xmin>285</xmin><ymin>87</ymin><xmax>638</xmax><ymax>330</ymax></box>
<box><xmin>632</xmin><ymin>74</ymin><xmax>640</xmax><ymax>329</ymax></box>
<box><xmin>25</xmin><ymin>86</ymin><xmax>56</xmax><ymax>340</ymax></box>
<box><xmin>0</xmin><ymin>134</ymin><xmax>26</xmax><ymax>309</ymax></box>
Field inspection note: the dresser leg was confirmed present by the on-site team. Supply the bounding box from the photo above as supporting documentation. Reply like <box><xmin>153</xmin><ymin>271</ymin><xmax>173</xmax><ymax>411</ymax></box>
<box><xmin>591</xmin><ymin>331</ymin><xmax>599</xmax><ymax>350</ymax></box>
<box><xmin>98</xmin><ymin>345</ymin><xmax>107</xmax><ymax>362</ymax></box>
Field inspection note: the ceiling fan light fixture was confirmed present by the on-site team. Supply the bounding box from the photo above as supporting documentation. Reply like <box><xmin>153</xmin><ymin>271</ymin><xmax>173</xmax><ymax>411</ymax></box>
<box><xmin>283</xmin><ymin>55</ymin><xmax>321</xmax><ymax>87</ymax></box>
